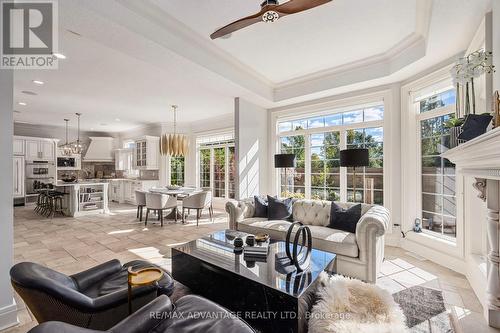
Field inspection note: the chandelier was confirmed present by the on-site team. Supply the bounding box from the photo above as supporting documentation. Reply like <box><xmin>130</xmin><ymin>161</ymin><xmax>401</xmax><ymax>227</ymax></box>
<box><xmin>69</xmin><ymin>113</ymin><xmax>85</xmax><ymax>155</ymax></box>
<box><xmin>58</xmin><ymin>118</ymin><xmax>73</xmax><ymax>156</ymax></box>
<box><xmin>160</xmin><ymin>105</ymin><xmax>188</xmax><ymax>157</ymax></box>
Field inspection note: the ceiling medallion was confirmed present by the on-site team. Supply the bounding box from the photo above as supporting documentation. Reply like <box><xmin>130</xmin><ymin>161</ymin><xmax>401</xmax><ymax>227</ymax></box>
<box><xmin>160</xmin><ymin>105</ymin><xmax>188</xmax><ymax>157</ymax></box>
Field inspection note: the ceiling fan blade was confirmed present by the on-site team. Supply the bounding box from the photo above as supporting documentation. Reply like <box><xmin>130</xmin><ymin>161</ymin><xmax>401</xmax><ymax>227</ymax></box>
<box><xmin>210</xmin><ymin>8</ymin><xmax>267</xmax><ymax>40</ymax></box>
<box><xmin>275</xmin><ymin>0</ymin><xmax>332</xmax><ymax>15</ymax></box>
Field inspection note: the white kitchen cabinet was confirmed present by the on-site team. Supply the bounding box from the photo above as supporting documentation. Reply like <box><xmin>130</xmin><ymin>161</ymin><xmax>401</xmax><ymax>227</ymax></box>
<box><xmin>109</xmin><ymin>180</ymin><xmax>124</xmax><ymax>203</ymax></box>
<box><xmin>134</xmin><ymin>136</ymin><xmax>159</xmax><ymax>170</ymax></box>
<box><xmin>25</xmin><ymin>139</ymin><xmax>55</xmax><ymax>161</ymax></box>
<box><xmin>40</xmin><ymin>141</ymin><xmax>55</xmax><ymax>160</ymax></box>
<box><xmin>13</xmin><ymin>156</ymin><xmax>25</xmax><ymax>198</ymax></box>
<box><xmin>112</xmin><ymin>179</ymin><xmax>160</xmax><ymax>205</ymax></box>
<box><xmin>25</xmin><ymin>140</ymin><xmax>40</xmax><ymax>160</ymax></box>
<box><xmin>13</xmin><ymin>139</ymin><xmax>25</xmax><ymax>155</ymax></box>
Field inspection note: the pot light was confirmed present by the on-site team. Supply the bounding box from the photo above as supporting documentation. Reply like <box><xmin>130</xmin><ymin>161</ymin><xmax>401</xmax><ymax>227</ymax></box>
<box><xmin>115</xmin><ymin>118</ymin><xmax>121</xmax><ymax>122</ymax></box>
<box><xmin>53</xmin><ymin>53</ymin><xmax>66</xmax><ymax>59</ymax></box>
<box><xmin>32</xmin><ymin>80</ymin><xmax>44</xmax><ymax>85</ymax></box>
<box><xmin>18</xmin><ymin>102</ymin><xmax>27</xmax><ymax>106</ymax></box>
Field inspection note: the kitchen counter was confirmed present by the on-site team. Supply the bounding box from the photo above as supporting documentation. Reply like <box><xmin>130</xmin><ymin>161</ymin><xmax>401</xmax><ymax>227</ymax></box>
<box><xmin>55</xmin><ymin>182</ymin><xmax>109</xmax><ymax>217</ymax></box>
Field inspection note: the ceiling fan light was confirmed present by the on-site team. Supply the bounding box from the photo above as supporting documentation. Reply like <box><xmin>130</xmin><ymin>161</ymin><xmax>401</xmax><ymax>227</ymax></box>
<box><xmin>262</xmin><ymin>11</ymin><xmax>279</xmax><ymax>23</ymax></box>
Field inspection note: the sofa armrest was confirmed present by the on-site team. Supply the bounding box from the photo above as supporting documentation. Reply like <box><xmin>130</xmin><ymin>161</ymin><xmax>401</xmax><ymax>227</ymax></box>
<box><xmin>225</xmin><ymin>200</ymin><xmax>252</xmax><ymax>230</ymax></box>
<box><xmin>71</xmin><ymin>260</ymin><xmax>122</xmax><ymax>291</ymax></box>
<box><xmin>356</xmin><ymin>205</ymin><xmax>389</xmax><ymax>238</ymax></box>
<box><xmin>110</xmin><ymin>295</ymin><xmax>173</xmax><ymax>333</ymax></box>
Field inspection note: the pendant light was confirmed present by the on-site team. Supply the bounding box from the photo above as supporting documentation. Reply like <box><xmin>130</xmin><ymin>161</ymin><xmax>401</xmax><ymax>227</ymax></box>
<box><xmin>71</xmin><ymin>113</ymin><xmax>85</xmax><ymax>155</ymax></box>
<box><xmin>160</xmin><ymin>105</ymin><xmax>188</xmax><ymax>157</ymax></box>
<box><xmin>59</xmin><ymin>118</ymin><xmax>73</xmax><ymax>156</ymax></box>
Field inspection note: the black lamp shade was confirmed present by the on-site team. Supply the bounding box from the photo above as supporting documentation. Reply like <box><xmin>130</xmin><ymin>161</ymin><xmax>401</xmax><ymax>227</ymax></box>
<box><xmin>274</xmin><ymin>154</ymin><xmax>296</xmax><ymax>168</ymax></box>
<box><xmin>340</xmin><ymin>149</ymin><xmax>369</xmax><ymax>167</ymax></box>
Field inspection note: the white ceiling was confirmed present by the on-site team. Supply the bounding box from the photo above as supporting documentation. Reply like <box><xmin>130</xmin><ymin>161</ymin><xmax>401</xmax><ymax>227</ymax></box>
<box><xmin>153</xmin><ymin>0</ymin><xmax>417</xmax><ymax>83</ymax></box>
<box><xmin>12</xmin><ymin>0</ymin><xmax>492</xmax><ymax>132</ymax></box>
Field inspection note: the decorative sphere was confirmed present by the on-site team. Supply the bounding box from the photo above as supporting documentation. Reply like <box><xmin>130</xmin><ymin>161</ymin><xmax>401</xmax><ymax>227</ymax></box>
<box><xmin>234</xmin><ymin>237</ymin><xmax>244</xmax><ymax>248</ymax></box>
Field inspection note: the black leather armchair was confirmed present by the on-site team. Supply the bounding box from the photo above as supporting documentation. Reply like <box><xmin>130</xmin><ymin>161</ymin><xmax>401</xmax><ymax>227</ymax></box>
<box><xmin>10</xmin><ymin>260</ymin><xmax>175</xmax><ymax>330</ymax></box>
<box><xmin>27</xmin><ymin>295</ymin><xmax>256</xmax><ymax>333</ymax></box>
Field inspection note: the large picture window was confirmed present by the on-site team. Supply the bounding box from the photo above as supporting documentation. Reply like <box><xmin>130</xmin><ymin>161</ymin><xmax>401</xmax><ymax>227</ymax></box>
<box><xmin>277</xmin><ymin>104</ymin><xmax>384</xmax><ymax>204</ymax></box>
<box><xmin>197</xmin><ymin>133</ymin><xmax>235</xmax><ymax>199</ymax></box>
<box><xmin>416</xmin><ymin>89</ymin><xmax>457</xmax><ymax>238</ymax></box>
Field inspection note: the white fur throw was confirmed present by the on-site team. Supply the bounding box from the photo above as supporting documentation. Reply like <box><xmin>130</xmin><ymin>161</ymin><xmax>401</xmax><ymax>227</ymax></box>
<box><xmin>308</xmin><ymin>273</ymin><xmax>407</xmax><ymax>333</ymax></box>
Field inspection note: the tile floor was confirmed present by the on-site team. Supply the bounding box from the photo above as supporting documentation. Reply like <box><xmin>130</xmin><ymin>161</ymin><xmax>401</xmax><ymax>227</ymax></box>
<box><xmin>3</xmin><ymin>203</ymin><xmax>500</xmax><ymax>332</ymax></box>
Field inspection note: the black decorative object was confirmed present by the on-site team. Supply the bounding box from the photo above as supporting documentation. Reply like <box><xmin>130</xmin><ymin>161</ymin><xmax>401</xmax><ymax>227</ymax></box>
<box><xmin>340</xmin><ymin>148</ymin><xmax>369</xmax><ymax>202</ymax></box>
<box><xmin>275</xmin><ymin>154</ymin><xmax>296</xmax><ymax>194</ymax></box>
<box><xmin>245</xmin><ymin>235</ymin><xmax>255</xmax><ymax>246</ymax></box>
<box><xmin>233</xmin><ymin>237</ymin><xmax>244</xmax><ymax>249</ymax></box>
<box><xmin>457</xmin><ymin>113</ymin><xmax>493</xmax><ymax>141</ymax></box>
<box><xmin>282</xmin><ymin>222</ymin><xmax>312</xmax><ymax>272</ymax></box>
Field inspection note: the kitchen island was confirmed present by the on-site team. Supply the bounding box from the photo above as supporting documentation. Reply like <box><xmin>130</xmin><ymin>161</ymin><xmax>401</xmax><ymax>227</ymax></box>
<box><xmin>55</xmin><ymin>181</ymin><xmax>109</xmax><ymax>217</ymax></box>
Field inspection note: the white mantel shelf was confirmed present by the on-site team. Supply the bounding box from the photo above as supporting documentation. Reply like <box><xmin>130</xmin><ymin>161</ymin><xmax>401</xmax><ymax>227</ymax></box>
<box><xmin>442</xmin><ymin>128</ymin><xmax>500</xmax><ymax>328</ymax></box>
<box><xmin>442</xmin><ymin>128</ymin><xmax>500</xmax><ymax>179</ymax></box>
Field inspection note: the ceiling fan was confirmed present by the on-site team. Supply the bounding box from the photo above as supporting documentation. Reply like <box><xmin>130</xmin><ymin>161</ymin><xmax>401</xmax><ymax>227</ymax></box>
<box><xmin>210</xmin><ymin>0</ymin><xmax>332</xmax><ymax>40</ymax></box>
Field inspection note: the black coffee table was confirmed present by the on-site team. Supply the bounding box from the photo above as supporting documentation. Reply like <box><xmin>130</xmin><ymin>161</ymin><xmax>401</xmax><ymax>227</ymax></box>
<box><xmin>172</xmin><ymin>230</ymin><xmax>336</xmax><ymax>333</ymax></box>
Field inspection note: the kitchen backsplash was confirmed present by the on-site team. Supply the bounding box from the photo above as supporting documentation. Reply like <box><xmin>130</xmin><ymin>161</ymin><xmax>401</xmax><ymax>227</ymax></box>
<box><xmin>57</xmin><ymin>163</ymin><xmax>159</xmax><ymax>180</ymax></box>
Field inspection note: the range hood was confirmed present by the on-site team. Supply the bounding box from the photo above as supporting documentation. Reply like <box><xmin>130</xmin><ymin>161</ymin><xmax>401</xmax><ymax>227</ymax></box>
<box><xmin>83</xmin><ymin>137</ymin><xmax>115</xmax><ymax>162</ymax></box>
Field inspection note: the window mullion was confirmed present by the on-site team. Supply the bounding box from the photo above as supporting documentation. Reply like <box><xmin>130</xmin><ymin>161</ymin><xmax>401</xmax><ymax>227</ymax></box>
<box><xmin>305</xmin><ymin>134</ymin><xmax>311</xmax><ymax>199</ymax></box>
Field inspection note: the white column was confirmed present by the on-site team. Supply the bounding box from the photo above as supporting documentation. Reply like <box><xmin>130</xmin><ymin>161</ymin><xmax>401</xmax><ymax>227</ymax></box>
<box><xmin>486</xmin><ymin>179</ymin><xmax>500</xmax><ymax>328</ymax></box>
<box><xmin>0</xmin><ymin>69</ymin><xmax>18</xmax><ymax>329</ymax></box>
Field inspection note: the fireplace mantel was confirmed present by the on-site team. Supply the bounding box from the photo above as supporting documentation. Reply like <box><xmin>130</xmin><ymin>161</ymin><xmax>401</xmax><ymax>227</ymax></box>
<box><xmin>442</xmin><ymin>127</ymin><xmax>500</xmax><ymax>328</ymax></box>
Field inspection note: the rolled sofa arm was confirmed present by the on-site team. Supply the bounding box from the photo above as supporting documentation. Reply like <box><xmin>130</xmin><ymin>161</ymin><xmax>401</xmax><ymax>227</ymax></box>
<box><xmin>356</xmin><ymin>205</ymin><xmax>390</xmax><ymax>238</ymax></box>
<box><xmin>225</xmin><ymin>199</ymin><xmax>254</xmax><ymax>230</ymax></box>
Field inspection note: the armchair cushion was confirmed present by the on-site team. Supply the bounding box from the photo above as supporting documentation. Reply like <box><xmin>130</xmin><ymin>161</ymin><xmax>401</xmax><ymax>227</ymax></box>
<box><xmin>253</xmin><ymin>195</ymin><xmax>269</xmax><ymax>218</ymax></box>
<box><xmin>71</xmin><ymin>260</ymin><xmax>122</xmax><ymax>291</ymax></box>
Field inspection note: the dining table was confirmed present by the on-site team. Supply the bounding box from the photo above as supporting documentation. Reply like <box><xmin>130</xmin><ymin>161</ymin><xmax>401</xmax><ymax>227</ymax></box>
<box><xmin>149</xmin><ymin>187</ymin><xmax>201</xmax><ymax>221</ymax></box>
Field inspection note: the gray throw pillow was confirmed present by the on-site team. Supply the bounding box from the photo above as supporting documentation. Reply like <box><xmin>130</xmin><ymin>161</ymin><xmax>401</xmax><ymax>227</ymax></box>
<box><xmin>254</xmin><ymin>196</ymin><xmax>269</xmax><ymax>218</ymax></box>
<box><xmin>267</xmin><ymin>196</ymin><xmax>293</xmax><ymax>221</ymax></box>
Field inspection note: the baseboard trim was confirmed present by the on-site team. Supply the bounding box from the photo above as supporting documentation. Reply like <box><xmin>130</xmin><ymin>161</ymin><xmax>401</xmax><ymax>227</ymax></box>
<box><xmin>0</xmin><ymin>298</ymin><xmax>19</xmax><ymax>331</ymax></box>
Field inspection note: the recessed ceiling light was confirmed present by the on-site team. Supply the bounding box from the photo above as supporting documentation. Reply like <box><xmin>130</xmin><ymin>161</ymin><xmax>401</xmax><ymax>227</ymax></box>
<box><xmin>13</xmin><ymin>110</ymin><xmax>21</xmax><ymax>114</ymax></box>
<box><xmin>53</xmin><ymin>53</ymin><xmax>66</xmax><ymax>59</ymax></box>
<box><xmin>18</xmin><ymin>102</ymin><xmax>27</xmax><ymax>106</ymax></box>
<box><xmin>32</xmin><ymin>80</ymin><xmax>44</xmax><ymax>85</ymax></box>
<box><xmin>21</xmin><ymin>90</ymin><xmax>37</xmax><ymax>95</ymax></box>
<box><xmin>90</xmin><ymin>127</ymin><xmax>95</xmax><ymax>131</ymax></box>
<box><xmin>115</xmin><ymin>118</ymin><xmax>121</xmax><ymax>122</ymax></box>
<box><xmin>100</xmin><ymin>123</ymin><xmax>108</xmax><ymax>126</ymax></box>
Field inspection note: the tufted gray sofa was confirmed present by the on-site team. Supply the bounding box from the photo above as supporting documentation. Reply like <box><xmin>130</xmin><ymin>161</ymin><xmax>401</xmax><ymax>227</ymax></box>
<box><xmin>225</xmin><ymin>198</ymin><xmax>390</xmax><ymax>283</ymax></box>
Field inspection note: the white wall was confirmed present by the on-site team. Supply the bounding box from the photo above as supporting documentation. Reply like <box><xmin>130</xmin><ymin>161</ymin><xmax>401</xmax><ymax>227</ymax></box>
<box><xmin>235</xmin><ymin>98</ymin><xmax>269</xmax><ymax>199</ymax></box>
<box><xmin>0</xmin><ymin>71</ymin><xmax>18</xmax><ymax>329</ymax></box>
<box><xmin>494</xmin><ymin>2</ymin><xmax>500</xmax><ymax>91</ymax></box>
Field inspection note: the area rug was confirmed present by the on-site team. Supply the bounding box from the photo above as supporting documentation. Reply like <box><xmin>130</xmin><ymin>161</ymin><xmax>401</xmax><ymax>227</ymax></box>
<box><xmin>308</xmin><ymin>273</ymin><xmax>407</xmax><ymax>333</ymax></box>
<box><xmin>393</xmin><ymin>286</ymin><xmax>457</xmax><ymax>333</ymax></box>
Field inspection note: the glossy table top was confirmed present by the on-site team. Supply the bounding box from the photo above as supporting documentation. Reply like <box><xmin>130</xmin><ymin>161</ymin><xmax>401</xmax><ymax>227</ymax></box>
<box><xmin>172</xmin><ymin>230</ymin><xmax>336</xmax><ymax>298</ymax></box>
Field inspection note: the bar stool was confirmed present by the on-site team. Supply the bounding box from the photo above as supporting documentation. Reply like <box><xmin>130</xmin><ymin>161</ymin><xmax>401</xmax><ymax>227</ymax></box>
<box><xmin>46</xmin><ymin>191</ymin><xmax>65</xmax><ymax>219</ymax></box>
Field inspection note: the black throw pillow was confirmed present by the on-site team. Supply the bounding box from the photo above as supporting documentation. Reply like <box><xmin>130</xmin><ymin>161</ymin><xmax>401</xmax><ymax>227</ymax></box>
<box><xmin>329</xmin><ymin>202</ymin><xmax>362</xmax><ymax>233</ymax></box>
<box><xmin>254</xmin><ymin>196</ymin><xmax>269</xmax><ymax>218</ymax></box>
<box><xmin>267</xmin><ymin>196</ymin><xmax>293</xmax><ymax>221</ymax></box>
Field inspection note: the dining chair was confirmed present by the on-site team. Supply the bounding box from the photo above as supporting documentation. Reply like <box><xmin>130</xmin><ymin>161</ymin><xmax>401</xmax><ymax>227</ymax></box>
<box><xmin>181</xmin><ymin>190</ymin><xmax>213</xmax><ymax>226</ymax></box>
<box><xmin>135</xmin><ymin>191</ymin><xmax>147</xmax><ymax>221</ymax></box>
<box><xmin>145</xmin><ymin>193</ymin><xmax>178</xmax><ymax>226</ymax></box>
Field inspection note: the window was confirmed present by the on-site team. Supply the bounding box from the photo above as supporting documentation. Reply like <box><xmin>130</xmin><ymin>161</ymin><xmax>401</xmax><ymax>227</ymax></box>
<box><xmin>277</xmin><ymin>104</ymin><xmax>384</xmax><ymax>203</ymax></box>
<box><xmin>416</xmin><ymin>88</ymin><xmax>457</xmax><ymax>238</ymax></box>
<box><xmin>170</xmin><ymin>156</ymin><xmax>185</xmax><ymax>186</ymax></box>
<box><xmin>197</xmin><ymin>134</ymin><xmax>235</xmax><ymax>199</ymax></box>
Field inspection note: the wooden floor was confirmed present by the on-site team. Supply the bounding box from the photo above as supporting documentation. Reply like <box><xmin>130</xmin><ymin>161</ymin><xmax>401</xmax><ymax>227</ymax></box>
<box><xmin>3</xmin><ymin>203</ymin><xmax>499</xmax><ymax>332</ymax></box>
